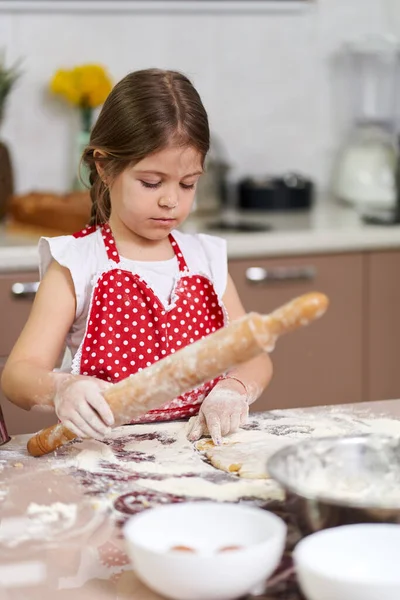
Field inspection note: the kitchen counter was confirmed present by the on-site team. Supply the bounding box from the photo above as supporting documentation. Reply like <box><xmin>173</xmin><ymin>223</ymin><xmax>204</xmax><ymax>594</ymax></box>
<box><xmin>1</xmin><ymin>399</ymin><xmax>400</xmax><ymax>599</ymax></box>
<box><xmin>1</xmin><ymin>202</ymin><xmax>400</xmax><ymax>272</ymax></box>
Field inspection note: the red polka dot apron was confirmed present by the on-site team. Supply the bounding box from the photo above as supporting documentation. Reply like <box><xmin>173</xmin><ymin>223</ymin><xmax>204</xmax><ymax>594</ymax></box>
<box><xmin>71</xmin><ymin>224</ymin><xmax>226</xmax><ymax>423</ymax></box>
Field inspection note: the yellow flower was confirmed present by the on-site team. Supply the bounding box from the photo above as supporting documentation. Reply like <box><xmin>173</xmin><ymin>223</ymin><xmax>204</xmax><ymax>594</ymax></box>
<box><xmin>74</xmin><ymin>65</ymin><xmax>112</xmax><ymax>108</ymax></box>
<box><xmin>50</xmin><ymin>69</ymin><xmax>81</xmax><ymax>105</ymax></box>
<box><xmin>50</xmin><ymin>64</ymin><xmax>112</xmax><ymax>108</ymax></box>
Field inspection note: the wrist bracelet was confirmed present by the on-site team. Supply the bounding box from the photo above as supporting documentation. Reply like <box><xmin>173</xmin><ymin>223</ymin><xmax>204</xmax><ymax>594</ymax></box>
<box><xmin>221</xmin><ymin>375</ymin><xmax>249</xmax><ymax>400</ymax></box>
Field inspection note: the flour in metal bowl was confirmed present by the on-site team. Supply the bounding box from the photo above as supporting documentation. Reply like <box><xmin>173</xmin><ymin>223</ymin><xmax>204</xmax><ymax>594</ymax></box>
<box><xmin>268</xmin><ymin>434</ymin><xmax>400</xmax><ymax>509</ymax></box>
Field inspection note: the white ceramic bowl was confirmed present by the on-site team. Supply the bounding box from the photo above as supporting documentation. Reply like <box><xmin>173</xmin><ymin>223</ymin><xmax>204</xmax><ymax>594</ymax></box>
<box><xmin>123</xmin><ymin>502</ymin><xmax>286</xmax><ymax>600</ymax></box>
<box><xmin>294</xmin><ymin>523</ymin><xmax>400</xmax><ymax>600</ymax></box>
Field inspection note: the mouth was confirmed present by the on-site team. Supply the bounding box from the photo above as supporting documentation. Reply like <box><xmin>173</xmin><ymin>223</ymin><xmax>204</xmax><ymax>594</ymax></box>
<box><xmin>151</xmin><ymin>218</ymin><xmax>177</xmax><ymax>224</ymax></box>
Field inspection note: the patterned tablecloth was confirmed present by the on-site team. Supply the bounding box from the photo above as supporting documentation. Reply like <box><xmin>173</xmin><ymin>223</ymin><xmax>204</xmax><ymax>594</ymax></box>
<box><xmin>2</xmin><ymin>402</ymin><xmax>399</xmax><ymax>599</ymax></box>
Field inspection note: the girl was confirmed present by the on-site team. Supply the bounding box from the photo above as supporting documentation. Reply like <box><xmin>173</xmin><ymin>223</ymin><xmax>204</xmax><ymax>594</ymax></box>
<box><xmin>2</xmin><ymin>69</ymin><xmax>272</xmax><ymax>445</ymax></box>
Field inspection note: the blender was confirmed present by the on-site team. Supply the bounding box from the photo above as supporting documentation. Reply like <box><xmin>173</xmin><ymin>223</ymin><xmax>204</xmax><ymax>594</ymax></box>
<box><xmin>332</xmin><ymin>35</ymin><xmax>400</xmax><ymax>221</ymax></box>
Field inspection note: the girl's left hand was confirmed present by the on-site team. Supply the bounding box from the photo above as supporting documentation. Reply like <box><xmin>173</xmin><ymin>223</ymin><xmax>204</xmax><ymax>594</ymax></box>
<box><xmin>186</xmin><ymin>379</ymin><xmax>249</xmax><ymax>445</ymax></box>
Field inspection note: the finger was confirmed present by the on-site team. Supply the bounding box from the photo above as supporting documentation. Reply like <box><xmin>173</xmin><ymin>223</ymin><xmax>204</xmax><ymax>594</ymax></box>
<box><xmin>97</xmin><ymin>380</ymin><xmax>113</xmax><ymax>391</ymax></box>
<box><xmin>240</xmin><ymin>404</ymin><xmax>249</xmax><ymax>426</ymax></box>
<box><xmin>205</xmin><ymin>413</ymin><xmax>222</xmax><ymax>445</ymax></box>
<box><xmin>78</xmin><ymin>402</ymin><xmax>111</xmax><ymax>437</ymax></box>
<box><xmin>86</xmin><ymin>392</ymin><xmax>115</xmax><ymax>427</ymax></box>
<box><xmin>230</xmin><ymin>411</ymin><xmax>241</xmax><ymax>434</ymax></box>
<box><xmin>220</xmin><ymin>415</ymin><xmax>231</xmax><ymax>438</ymax></box>
<box><xmin>186</xmin><ymin>415</ymin><xmax>197</xmax><ymax>437</ymax></box>
<box><xmin>187</xmin><ymin>414</ymin><xmax>207</xmax><ymax>441</ymax></box>
<box><xmin>73</xmin><ymin>411</ymin><xmax>108</xmax><ymax>439</ymax></box>
<box><xmin>62</xmin><ymin>419</ymin><xmax>88</xmax><ymax>440</ymax></box>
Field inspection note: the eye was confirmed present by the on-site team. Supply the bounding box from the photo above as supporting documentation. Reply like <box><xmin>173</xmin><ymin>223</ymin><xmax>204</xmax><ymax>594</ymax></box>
<box><xmin>140</xmin><ymin>180</ymin><xmax>161</xmax><ymax>189</ymax></box>
<box><xmin>180</xmin><ymin>182</ymin><xmax>196</xmax><ymax>190</ymax></box>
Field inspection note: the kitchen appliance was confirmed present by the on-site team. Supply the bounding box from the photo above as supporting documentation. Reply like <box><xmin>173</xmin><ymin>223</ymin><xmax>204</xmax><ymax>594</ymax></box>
<box><xmin>362</xmin><ymin>133</ymin><xmax>400</xmax><ymax>225</ymax></box>
<box><xmin>27</xmin><ymin>292</ymin><xmax>328</xmax><ymax>456</ymax></box>
<box><xmin>238</xmin><ymin>173</ymin><xmax>314</xmax><ymax>211</ymax></box>
<box><xmin>194</xmin><ymin>136</ymin><xmax>230</xmax><ymax>214</ymax></box>
<box><xmin>332</xmin><ymin>35</ymin><xmax>400</xmax><ymax>214</ymax></box>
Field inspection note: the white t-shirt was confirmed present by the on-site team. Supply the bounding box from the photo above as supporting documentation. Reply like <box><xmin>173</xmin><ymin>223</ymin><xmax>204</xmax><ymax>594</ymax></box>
<box><xmin>38</xmin><ymin>229</ymin><xmax>228</xmax><ymax>368</ymax></box>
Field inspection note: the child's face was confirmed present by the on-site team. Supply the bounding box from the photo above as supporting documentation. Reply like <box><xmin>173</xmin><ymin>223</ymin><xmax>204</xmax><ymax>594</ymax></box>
<box><xmin>109</xmin><ymin>145</ymin><xmax>203</xmax><ymax>241</ymax></box>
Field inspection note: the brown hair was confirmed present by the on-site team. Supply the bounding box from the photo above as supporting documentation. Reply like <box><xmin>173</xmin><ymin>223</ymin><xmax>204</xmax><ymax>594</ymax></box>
<box><xmin>82</xmin><ymin>68</ymin><xmax>210</xmax><ymax>225</ymax></box>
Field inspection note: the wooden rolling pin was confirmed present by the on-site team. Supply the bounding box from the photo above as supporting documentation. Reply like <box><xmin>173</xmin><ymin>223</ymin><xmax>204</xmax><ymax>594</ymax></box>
<box><xmin>27</xmin><ymin>292</ymin><xmax>328</xmax><ymax>457</ymax></box>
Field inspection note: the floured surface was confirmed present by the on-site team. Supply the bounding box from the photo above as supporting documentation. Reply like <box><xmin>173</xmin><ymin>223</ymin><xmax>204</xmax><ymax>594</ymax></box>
<box><xmin>0</xmin><ymin>502</ymin><xmax>78</xmax><ymax>548</ymax></box>
<box><xmin>62</xmin><ymin>420</ymin><xmax>285</xmax><ymax>506</ymax></box>
<box><xmin>3</xmin><ymin>405</ymin><xmax>400</xmax><ymax>524</ymax></box>
<box><xmin>196</xmin><ymin>410</ymin><xmax>400</xmax><ymax>479</ymax></box>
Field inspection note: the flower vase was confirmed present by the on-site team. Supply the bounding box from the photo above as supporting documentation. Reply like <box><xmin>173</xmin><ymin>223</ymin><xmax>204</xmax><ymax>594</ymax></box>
<box><xmin>0</xmin><ymin>137</ymin><xmax>14</xmax><ymax>221</ymax></box>
<box><xmin>72</xmin><ymin>106</ymin><xmax>92</xmax><ymax>191</ymax></box>
<box><xmin>72</xmin><ymin>129</ymin><xmax>90</xmax><ymax>191</ymax></box>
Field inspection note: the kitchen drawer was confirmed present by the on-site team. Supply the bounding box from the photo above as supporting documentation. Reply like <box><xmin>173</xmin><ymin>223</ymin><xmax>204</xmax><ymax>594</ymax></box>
<box><xmin>0</xmin><ymin>358</ymin><xmax>57</xmax><ymax>436</ymax></box>
<box><xmin>366</xmin><ymin>251</ymin><xmax>400</xmax><ymax>402</ymax></box>
<box><xmin>229</xmin><ymin>253</ymin><xmax>364</xmax><ymax>411</ymax></box>
<box><xmin>0</xmin><ymin>270</ymin><xmax>39</xmax><ymax>356</ymax></box>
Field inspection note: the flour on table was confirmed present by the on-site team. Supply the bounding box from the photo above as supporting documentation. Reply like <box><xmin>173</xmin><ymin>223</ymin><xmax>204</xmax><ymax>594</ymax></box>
<box><xmin>58</xmin><ymin>407</ymin><xmax>400</xmax><ymax>504</ymax></box>
<box><xmin>133</xmin><ymin>475</ymin><xmax>283</xmax><ymax>502</ymax></box>
<box><xmin>62</xmin><ymin>421</ymin><xmax>285</xmax><ymax>503</ymax></box>
<box><xmin>67</xmin><ymin>422</ymin><xmax>213</xmax><ymax>476</ymax></box>
<box><xmin>0</xmin><ymin>502</ymin><xmax>77</xmax><ymax>547</ymax></box>
<box><xmin>72</xmin><ymin>439</ymin><xmax>120</xmax><ymax>471</ymax></box>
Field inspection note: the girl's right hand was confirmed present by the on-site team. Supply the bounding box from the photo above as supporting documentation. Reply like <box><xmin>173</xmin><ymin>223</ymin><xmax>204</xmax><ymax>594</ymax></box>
<box><xmin>53</xmin><ymin>376</ymin><xmax>115</xmax><ymax>439</ymax></box>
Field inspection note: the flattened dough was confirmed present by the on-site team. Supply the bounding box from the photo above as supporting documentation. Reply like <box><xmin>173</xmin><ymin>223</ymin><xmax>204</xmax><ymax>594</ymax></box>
<box><xmin>195</xmin><ymin>430</ymin><xmax>292</xmax><ymax>479</ymax></box>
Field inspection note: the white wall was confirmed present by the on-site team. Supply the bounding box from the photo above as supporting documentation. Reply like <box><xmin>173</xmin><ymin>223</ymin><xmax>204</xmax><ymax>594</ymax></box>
<box><xmin>0</xmin><ymin>0</ymin><xmax>399</xmax><ymax>195</ymax></box>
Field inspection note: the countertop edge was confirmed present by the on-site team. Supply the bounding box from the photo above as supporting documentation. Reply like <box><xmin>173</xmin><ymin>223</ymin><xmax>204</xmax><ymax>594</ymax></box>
<box><xmin>2</xmin><ymin>227</ymin><xmax>400</xmax><ymax>273</ymax></box>
<box><xmin>226</xmin><ymin>229</ymin><xmax>400</xmax><ymax>259</ymax></box>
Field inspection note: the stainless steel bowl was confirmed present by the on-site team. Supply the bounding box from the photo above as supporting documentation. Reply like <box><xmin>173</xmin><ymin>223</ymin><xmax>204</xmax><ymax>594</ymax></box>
<box><xmin>267</xmin><ymin>434</ymin><xmax>400</xmax><ymax>534</ymax></box>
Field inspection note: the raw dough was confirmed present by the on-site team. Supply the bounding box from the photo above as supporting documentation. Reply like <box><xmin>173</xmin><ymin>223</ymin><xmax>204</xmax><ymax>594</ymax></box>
<box><xmin>196</xmin><ymin>432</ymin><xmax>290</xmax><ymax>479</ymax></box>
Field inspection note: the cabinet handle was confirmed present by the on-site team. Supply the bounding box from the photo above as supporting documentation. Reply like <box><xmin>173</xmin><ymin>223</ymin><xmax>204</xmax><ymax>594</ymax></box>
<box><xmin>245</xmin><ymin>266</ymin><xmax>316</xmax><ymax>284</ymax></box>
<box><xmin>11</xmin><ymin>282</ymin><xmax>40</xmax><ymax>298</ymax></box>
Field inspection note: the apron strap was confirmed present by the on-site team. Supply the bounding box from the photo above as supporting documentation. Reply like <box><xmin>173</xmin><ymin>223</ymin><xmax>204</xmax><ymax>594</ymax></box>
<box><xmin>73</xmin><ymin>224</ymin><xmax>97</xmax><ymax>239</ymax></box>
<box><xmin>168</xmin><ymin>234</ymin><xmax>188</xmax><ymax>272</ymax></box>
<box><xmin>101</xmin><ymin>223</ymin><xmax>121</xmax><ymax>263</ymax></box>
<box><xmin>100</xmin><ymin>225</ymin><xmax>189</xmax><ymax>271</ymax></box>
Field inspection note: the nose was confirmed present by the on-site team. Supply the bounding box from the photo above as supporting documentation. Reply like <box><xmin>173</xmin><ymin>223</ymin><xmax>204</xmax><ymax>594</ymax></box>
<box><xmin>158</xmin><ymin>195</ymin><xmax>178</xmax><ymax>209</ymax></box>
